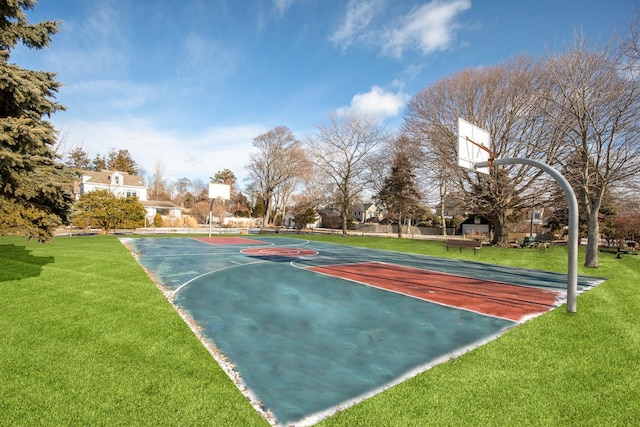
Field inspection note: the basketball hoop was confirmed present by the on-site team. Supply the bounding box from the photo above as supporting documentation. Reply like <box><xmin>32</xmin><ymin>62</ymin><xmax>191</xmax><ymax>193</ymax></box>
<box><xmin>457</xmin><ymin>118</ymin><xmax>495</xmax><ymax>174</ymax></box>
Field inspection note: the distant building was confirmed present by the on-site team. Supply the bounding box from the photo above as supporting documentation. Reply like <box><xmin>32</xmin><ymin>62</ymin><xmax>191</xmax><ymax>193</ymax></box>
<box><xmin>76</xmin><ymin>170</ymin><xmax>181</xmax><ymax>222</ymax></box>
<box><xmin>461</xmin><ymin>216</ymin><xmax>489</xmax><ymax>237</ymax></box>
<box><xmin>351</xmin><ymin>202</ymin><xmax>381</xmax><ymax>223</ymax></box>
<box><xmin>140</xmin><ymin>200</ymin><xmax>182</xmax><ymax>220</ymax></box>
<box><xmin>76</xmin><ymin>170</ymin><xmax>148</xmax><ymax>201</ymax></box>
<box><xmin>434</xmin><ymin>192</ymin><xmax>467</xmax><ymax>219</ymax></box>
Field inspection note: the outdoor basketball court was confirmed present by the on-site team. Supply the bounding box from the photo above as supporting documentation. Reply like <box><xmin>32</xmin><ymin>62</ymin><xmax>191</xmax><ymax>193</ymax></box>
<box><xmin>122</xmin><ymin>236</ymin><xmax>605</xmax><ymax>426</ymax></box>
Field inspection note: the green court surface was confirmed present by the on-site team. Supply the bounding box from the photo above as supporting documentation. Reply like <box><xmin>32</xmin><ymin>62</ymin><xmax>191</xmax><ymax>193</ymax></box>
<box><xmin>122</xmin><ymin>236</ymin><xmax>604</xmax><ymax>426</ymax></box>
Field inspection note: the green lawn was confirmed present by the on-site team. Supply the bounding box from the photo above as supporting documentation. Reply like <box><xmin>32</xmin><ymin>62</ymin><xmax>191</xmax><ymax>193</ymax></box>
<box><xmin>1</xmin><ymin>233</ymin><xmax>638</xmax><ymax>426</ymax></box>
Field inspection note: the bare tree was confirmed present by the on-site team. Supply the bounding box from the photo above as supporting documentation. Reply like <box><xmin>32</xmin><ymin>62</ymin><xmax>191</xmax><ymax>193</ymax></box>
<box><xmin>173</xmin><ymin>177</ymin><xmax>191</xmax><ymax>206</ymax></box>
<box><xmin>148</xmin><ymin>160</ymin><xmax>170</xmax><ymax>200</ymax></box>
<box><xmin>190</xmin><ymin>178</ymin><xmax>209</xmax><ymax>202</ymax></box>
<box><xmin>299</xmin><ymin>164</ymin><xmax>333</xmax><ymax>206</ymax></box>
<box><xmin>543</xmin><ymin>32</ymin><xmax>640</xmax><ymax>267</ymax></box>
<box><xmin>307</xmin><ymin>113</ymin><xmax>387</xmax><ymax>234</ymax></box>
<box><xmin>282</xmin><ymin>161</ymin><xmax>330</xmax><ymax>229</ymax></box>
<box><xmin>403</xmin><ymin>89</ymin><xmax>460</xmax><ymax>237</ymax></box>
<box><xmin>621</xmin><ymin>9</ymin><xmax>640</xmax><ymax>64</ymax></box>
<box><xmin>246</xmin><ymin>126</ymin><xmax>307</xmax><ymax>227</ymax></box>
<box><xmin>53</xmin><ymin>129</ymin><xmax>71</xmax><ymax>155</ymax></box>
<box><xmin>404</xmin><ymin>55</ymin><xmax>562</xmax><ymax>244</ymax></box>
<box><xmin>272</xmin><ymin>179</ymin><xmax>296</xmax><ymax>226</ymax></box>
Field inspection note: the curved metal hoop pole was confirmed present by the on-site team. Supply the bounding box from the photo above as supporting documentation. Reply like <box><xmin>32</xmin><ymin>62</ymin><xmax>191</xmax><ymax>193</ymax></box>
<box><xmin>475</xmin><ymin>157</ymin><xmax>578</xmax><ymax>313</ymax></box>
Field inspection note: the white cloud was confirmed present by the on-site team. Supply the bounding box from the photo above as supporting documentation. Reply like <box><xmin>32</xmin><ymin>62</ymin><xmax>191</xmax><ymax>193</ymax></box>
<box><xmin>43</xmin><ymin>1</ymin><xmax>130</xmax><ymax>79</ymax></box>
<box><xmin>329</xmin><ymin>0</ymin><xmax>384</xmax><ymax>50</ymax></box>
<box><xmin>55</xmin><ymin>118</ymin><xmax>265</xmax><ymax>184</ymax></box>
<box><xmin>337</xmin><ymin>85</ymin><xmax>410</xmax><ymax>119</ymax></box>
<box><xmin>382</xmin><ymin>0</ymin><xmax>471</xmax><ymax>57</ymax></box>
<box><xmin>273</xmin><ymin>0</ymin><xmax>297</xmax><ymax>16</ymax></box>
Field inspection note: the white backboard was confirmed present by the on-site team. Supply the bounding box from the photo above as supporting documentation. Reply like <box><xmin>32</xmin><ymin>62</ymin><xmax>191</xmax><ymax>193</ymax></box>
<box><xmin>457</xmin><ymin>118</ymin><xmax>491</xmax><ymax>175</ymax></box>
<box><xmin>209</xmin><ymin>183</ymin><xmax>231</xmax><ymax>200</ymax></box>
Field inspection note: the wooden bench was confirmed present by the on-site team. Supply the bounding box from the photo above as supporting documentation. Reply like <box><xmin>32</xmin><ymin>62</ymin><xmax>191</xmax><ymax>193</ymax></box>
<box><xmin>445</xmin><ymin>239</ymin><xmax>482</xmax><ymax>254</ymax></box>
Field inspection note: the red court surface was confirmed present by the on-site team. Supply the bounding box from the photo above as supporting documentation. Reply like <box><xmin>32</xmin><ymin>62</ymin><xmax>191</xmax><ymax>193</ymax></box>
<box><xmin>194</xmin><ymin>236</ymin><xmax>265</xmax><ymax>245</ymax></box>
<box><xmin>308</xmin><ymin>262</ymin><xmax>560</xmax><ymax>322</ymax></box>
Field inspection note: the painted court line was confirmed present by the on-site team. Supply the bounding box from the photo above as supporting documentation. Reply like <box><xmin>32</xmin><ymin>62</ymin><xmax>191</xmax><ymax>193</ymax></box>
<box><xmin>241</xmin><ymin>247</ymin><xmax>319</xmax><ymax>257</ymax></box>
<box><xmin>122</xmin><ymin>237</ymin><xmax>605</xmax><ymax>426</ymax></box>
<box><xmin>307</xmin><ymin>262</ymin><xmax>560</xmax><ymax>322</ymax></box>
<box><xmin>171</xmin><ymin>260</ymin><xmax>267</xmax><ymax>298</ymax></box>
<box><xmin>193</xmin><ymin>236</ymin><xmax>267</xmax><ymax>245</ymax></box>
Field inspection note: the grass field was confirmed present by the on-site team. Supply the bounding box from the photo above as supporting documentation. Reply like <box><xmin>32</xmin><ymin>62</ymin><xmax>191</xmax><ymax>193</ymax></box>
<box><xmin>1</xmin><ymin>233</ymin><xmax>639</xmax><ymax>426</ymax></box>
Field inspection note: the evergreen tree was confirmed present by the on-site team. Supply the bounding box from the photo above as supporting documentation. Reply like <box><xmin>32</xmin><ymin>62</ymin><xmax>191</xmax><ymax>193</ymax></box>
<box><xmin>291</xmin><ymin>206</ymin><xmax>318</xmax><ymax>231</ymax></box>
<box><xmin>106</xmin><ymin>148</ymin><xmax>139</xmax><ymax>175</ymax></box>
<box><xmin>91</xmin><ymin>148</ymin><xmax>139</xmax><ymax>174</ymax></box>
<box><xmin>0</xmin><ymin>0</ymin><xmax>74</xmax><ymax>242</ymax></box>
<box><xmin>211</xmin><ymin>168</ymin><xmax>237</xmax><ymax>184</ymax></box>
<box><xmin>252</xmin><ymin>198</ymin><xmax>265</xmax><ymax>219</ymax></box>
<box><xmin>153</xmin><ymin>213</ymin><xmax>163</xmax><ymax>227</ymax></box>
<box><xmin>92</xmin><ymin>154</ymin><xmax>107</xmax><ymax>171</ymax></box>
<box><xmin>375</xmin><ymin>152</ymin><xmax>422</xmax><ymax>238</ymax></box>
<box><xmin>65</xmin><ymin>146</ymin><xmax>91</xmax><ymax>170</ymax></box>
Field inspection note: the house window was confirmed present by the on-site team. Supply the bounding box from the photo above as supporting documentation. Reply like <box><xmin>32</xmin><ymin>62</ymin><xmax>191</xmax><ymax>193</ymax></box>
<box><xmin>126</xmin><ymin>190</ymin><xmax>137</xmax><ymax>198</ymax></box>
<box><xmin>114</xmin><ymin>176</ymin><xmax>120</xmax><ymax>185</ymax></box>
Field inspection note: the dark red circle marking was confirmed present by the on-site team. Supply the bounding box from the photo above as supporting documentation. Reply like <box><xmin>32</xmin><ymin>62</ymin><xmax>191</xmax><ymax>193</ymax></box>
<box><xmin>241</xmin><ymin>247</ymin><xmax>318</xmax><ymax>257</ymax></box>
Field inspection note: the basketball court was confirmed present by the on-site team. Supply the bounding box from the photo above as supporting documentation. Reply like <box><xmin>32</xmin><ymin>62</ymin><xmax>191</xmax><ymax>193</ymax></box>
<box><xmin>121</xmin><ymin>236</ymin><xmax>605</xmax><ymax>426</ymax></box>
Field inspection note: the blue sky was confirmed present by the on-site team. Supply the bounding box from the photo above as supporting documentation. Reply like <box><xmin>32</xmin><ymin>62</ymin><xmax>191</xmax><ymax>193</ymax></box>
<box><xmin>12</xmin><ymin>0</ymin><xmax>637</xmax><ymax>185</ymax></box>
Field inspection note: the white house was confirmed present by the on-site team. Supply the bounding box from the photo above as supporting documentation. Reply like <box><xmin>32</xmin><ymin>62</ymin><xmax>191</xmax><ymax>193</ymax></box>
<box><xmin>140</xmin><ymin>200</ymin><xmax>183</xmax><ymax>221</ymax></box>
<box><xmin>76</xmin><ymin>170</ymin><xmax>181</xmax><ymax>222</ymax></box>
<box><xmin>77</xmin><ymin>170</ymin><xmax>148</xmax><ymax>201</ymax></box>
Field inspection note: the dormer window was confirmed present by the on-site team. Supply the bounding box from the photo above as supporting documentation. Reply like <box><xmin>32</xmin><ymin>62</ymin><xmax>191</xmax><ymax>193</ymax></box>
<box><xmin>110</xmin><ymin>172</ymin><xmax>123</xmax><ymax>186</ymax></box>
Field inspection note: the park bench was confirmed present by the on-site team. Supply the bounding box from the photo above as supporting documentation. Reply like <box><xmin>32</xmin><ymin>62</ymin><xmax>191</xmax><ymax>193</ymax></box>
<box><xmin>445</xmin><ymin>239</ymin><xmax>482</xmax><ymax>254</ymax></box>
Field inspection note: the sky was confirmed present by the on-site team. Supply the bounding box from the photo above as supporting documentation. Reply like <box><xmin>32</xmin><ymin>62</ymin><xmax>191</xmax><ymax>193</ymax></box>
<box><xmin>11</xmin><ymin>0</ymin><xmax>638</xmax><ymax>186</ymax></box>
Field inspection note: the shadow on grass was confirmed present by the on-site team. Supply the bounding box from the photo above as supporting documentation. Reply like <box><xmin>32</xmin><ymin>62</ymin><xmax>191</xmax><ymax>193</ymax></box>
<box><xmin>0</xmin><ymin>244</ymin><xmax>54</xmax><ymax>282</ymax></box>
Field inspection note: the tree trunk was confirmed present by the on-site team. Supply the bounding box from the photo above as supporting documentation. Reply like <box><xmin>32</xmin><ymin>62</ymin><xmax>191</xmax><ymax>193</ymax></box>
<box><xmin>439</xmin><ymin>181</ymin><xmax>447</xmax><ymax>237</ymax></box>
<box><xmin>584</xmin><ymin>213</ymin><xmax>600</xmax><ymax>267</ymax></box>
<box><xmin>491</xmin><ymin>212</ymin><xmax>510</xmax><ymax>246</ymax></box>
<box><xmin>341</xmin><ymin>201</ymin><xmax>349</xmax><ymax>235</ymax></box>
<box><xmin>262</xmin><ymin>196</ymin><xmax>271</xmax><ymax>228</ymax></box>
<box><xmin>582</xmin><ymin>187</ymin><xmax>603</xmax><ymax>268</ymax></box>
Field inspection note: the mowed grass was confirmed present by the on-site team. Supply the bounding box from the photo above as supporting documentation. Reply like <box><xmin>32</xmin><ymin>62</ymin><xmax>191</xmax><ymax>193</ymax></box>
<box><xmin>1</xmin><ymin>233</ymin><xmax>639</xmax><ymax>426</ymax></box>
<box><xmin>0</xmin><ymin>235</ymin><xmax>265</xmax><ymax>426</ymax></box>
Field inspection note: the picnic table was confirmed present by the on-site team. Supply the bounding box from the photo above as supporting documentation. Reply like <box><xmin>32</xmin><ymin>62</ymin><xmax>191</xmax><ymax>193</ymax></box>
<box><xmin>599</xmin><ymin>244</ymin><xmax>638</xmax><ymax>259</ymax></box>
<box><xmin>511</xmin><ymin>237</ymin><xmax>549</xmax><ymax>250</ymax></box>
